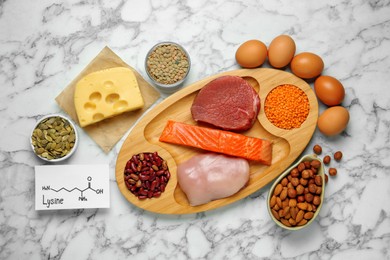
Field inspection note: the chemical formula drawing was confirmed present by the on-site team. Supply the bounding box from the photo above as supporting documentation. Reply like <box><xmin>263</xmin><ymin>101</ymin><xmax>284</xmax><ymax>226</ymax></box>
<box><xmin>35</xmin><ymin>165</ymin><xmax>110</xmax><ymax>210</ymax></box>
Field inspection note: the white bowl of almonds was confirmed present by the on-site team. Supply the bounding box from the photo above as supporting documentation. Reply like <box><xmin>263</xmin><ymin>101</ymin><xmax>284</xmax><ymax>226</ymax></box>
<box><xmin>30</xmin><ymin>114</ymin><xmax>78</xmax><ymax>162</ymax></box>
<box><xmin>145</xmin><ymin>41</ymin><xmax>191</xmax><ymax>93</ymax></box>
<box><xmin>267</xmin><ymin>154</ymin><xmax>325</xmax><ymax>230</ymax></box>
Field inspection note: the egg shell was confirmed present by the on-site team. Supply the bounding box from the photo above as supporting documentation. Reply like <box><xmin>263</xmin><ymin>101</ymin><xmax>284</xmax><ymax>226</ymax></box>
<box><xmin>235</xmin><ymin>40</ymin><xmax>267</xmax><ymax>68</ymax></box>
<box><xmin>291</xmin><ymin>52</ymin><xmax>324</xmax><ymax>79</ymax></box>
<box><xmin>314</xmin><ymin>76</ymin><xmax>345</xmax><ymax>106</ymax></box>
<box><xmin>317</xmin><ymin>106</ymin><xmax>349</xmax><ymax>136</ymax></box>
<box><xmin>268</xmin><ymin>35</ymin><xmax>296</xmax><ymax>68</ymax></box>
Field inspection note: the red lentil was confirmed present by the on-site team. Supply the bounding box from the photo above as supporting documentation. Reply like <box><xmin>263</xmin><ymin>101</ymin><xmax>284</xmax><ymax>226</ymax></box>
<box><xmin>264</xmin><ymin>84</ymin><xmax>310</xmax><ymax>130</ymax></box>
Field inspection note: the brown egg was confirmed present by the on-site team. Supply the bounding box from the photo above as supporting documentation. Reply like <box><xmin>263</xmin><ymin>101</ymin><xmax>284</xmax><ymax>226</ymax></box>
<box><xmin>291</xmin><ymin>52</ymin><xmax>324</xmax><ymax>79</ymax></box>
<box><xmin>314</xmin><ymin>76</ymin><xmax>345</xmax><ymax>106</ymax></box>
<box><xmin>268</xmin><ymin>35</ymin><xmax>296</xmax><ymax>68</ymax></box>
<box><xmin>235</xmin><ymin>40</ymin><xmax>267</xmax><ymax>68</ymax></box>
<box><xmin>317</xmin><ymin>106</ymin><xmax>349</xmax><ymax>136</ymax></box>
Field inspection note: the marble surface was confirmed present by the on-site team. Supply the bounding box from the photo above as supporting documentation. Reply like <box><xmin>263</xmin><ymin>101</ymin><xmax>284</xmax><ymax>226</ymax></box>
<box><xmin>1</xmin><ymin>0</ymin><xmax>389</xmax><ymax>259</ymax></box>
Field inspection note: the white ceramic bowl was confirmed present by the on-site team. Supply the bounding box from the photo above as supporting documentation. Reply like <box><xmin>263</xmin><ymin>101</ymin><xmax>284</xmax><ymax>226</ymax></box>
<box><xmin>30</xmin><ymin>114</ymin><xmax>79</xmax><ymax>162</ymax></box>
<box><xmin>145</xmin><ymin>41</ymin><xmax>191</xmax><ymax>93</ymax></box>
<box><xmin>267</xmin><ymin>154</ymin><xmax>325</xmax><ymax>230</ymax></box>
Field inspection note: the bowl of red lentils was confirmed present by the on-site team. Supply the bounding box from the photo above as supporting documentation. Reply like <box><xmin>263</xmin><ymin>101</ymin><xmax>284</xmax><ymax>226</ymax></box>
<box><xmin>145</xmin><ymin>42</ymin><xmax>191</xmax><ymax>93</ymax></box>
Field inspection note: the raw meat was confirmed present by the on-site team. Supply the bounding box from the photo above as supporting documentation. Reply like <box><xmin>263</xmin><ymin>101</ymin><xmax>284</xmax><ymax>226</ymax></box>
<box><xmin>159</xmin><ymin>120</ymin><xmax>272</xmax><ymax>165</ymax></box>
<box><xmin>191</xmin><ymin>75</ymin><xmax>260</xmax><ymax>131</ymax></box>
<box><xmin>177</xmin><ymin>153</ymin><xmax>250</xmax><ymax>206</ymax></box>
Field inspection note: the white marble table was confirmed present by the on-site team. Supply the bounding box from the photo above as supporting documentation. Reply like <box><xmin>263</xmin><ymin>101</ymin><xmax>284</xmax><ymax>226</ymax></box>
<box><xmin>1</xmin><ymin>0</ymin><xmax>389</xmax><ymax>259</ymax></box>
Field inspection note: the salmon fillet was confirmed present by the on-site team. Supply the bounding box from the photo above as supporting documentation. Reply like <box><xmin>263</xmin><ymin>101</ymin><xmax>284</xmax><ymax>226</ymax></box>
<box><xmin>159</xmin><ymin>120</ymin><xmax>273</xmax><ymax>165</ymax></box>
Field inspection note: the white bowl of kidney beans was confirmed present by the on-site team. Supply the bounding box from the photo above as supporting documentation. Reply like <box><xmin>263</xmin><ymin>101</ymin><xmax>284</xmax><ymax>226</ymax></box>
<box><xmin>124</xmin><ymin>152</ymin><xmax>171</xmax><ymax>199</ymax></box>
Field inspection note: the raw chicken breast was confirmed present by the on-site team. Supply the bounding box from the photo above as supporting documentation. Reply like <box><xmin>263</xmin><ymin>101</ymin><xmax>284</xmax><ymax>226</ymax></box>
<box><xmin>177</xmin><ymin>153</ymin><xmax>250</xmax><ymax>206</ymax></box>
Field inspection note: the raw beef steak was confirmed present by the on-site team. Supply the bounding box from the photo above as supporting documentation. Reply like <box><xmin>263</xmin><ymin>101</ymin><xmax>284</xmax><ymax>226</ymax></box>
<box><xmin>191</xmin><ymin>75</ymin><xmax>260</xmax><ymax>131</ymax></box>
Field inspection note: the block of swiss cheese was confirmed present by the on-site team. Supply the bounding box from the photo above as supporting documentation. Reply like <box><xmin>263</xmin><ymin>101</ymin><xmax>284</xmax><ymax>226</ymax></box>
<box><xmin>74</xmin><ymin>67</ymin><xmax>144</xmax><ymax>127</ymax></box>
<box><xmin>55</xmin><ymin>46</ymin><xmax>160</xmax><ymax>153</ymax></box>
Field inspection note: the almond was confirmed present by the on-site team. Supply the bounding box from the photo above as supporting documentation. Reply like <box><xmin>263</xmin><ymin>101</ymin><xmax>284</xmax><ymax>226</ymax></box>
<box><xmin>297</xmin><ymin>219</ymin><xmax>308</xmax><ymax>226</ymax></box>
<box><xmin>278</xmin><ymin>209</ymin><xmax>285</xmax><ymax>218</ymax></box>
<box><xmin>290</xmin><ymin>207</ymin><xmax>298</xmax><ymax>220</ymax></box>
<box><xmin>271</xmin><ymin>209</ymin><xmax>280</xmax><ymax>220</ymax></box>
<box><xmin>296</xmin><ymin>210</ymin><xmax>304</xmax><ymax>223</ymax></box>
<box><xmin>283</xmin><ymin>206</ymin><xmax>290</xmax><ymax>216</ymax></box>
<box><xmin>281</xmin><ymin>218</ymin><xmax>292</xmax><ymax>227</ymax></box>
<box><xmin>274</xmin><ymin>184</ymin><xmax>283</xmax><ymax>196</ymax></box>
<box><xmin>289</xmin><ymin>198</ymin><xmax>297</xmax><ymax>207</ymax></box>
<box><xmin>270</xmin><ymin>195</ymin><xmax>276</xmax><ymax>208</ymax></box>
<box><xmin>280</xmin><ymin>188</ymin><xmax>288</xmax><ymax>200</ymax></box>
<box><xmin>282</xmin><ymin>198</ymin><xmax>289</xmax><ymax>209</ymax></box>
<box><xmin>304</xmin><ymin>212</ymin><xmax>314</xmax><ymax>220</ymax></box>
<box><xmin>276</xmin><ymin>197</ymin><xmax>282</xmax><ymax>208</ymax></box>
<box><xmin>281</xmin><ymin>177</ymin><xmax>288</xmax><ymax>187</ymax></box>
<box><xmin>297</xmin><ymin>202</ymin><xmax>308</xmax><ymax>210</ymax></box>
<box><xmin>289</xmin><ymin>218</ymin><xmax>297</xmax><ymax>226</ymax></box>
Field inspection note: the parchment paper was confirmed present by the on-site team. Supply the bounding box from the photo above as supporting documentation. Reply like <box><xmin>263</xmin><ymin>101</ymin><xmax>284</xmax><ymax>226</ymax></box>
<box><xmin>55</xmin><ymin>46</ymin><xmax>160</xmax><ymax>153</ymax></box>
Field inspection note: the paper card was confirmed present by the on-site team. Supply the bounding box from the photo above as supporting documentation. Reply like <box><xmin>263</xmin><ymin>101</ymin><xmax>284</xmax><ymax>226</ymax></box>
<box><xmin>35</xmin><ymin>165</ymin><xmax>110</xmax><ymax>210</ymax></box>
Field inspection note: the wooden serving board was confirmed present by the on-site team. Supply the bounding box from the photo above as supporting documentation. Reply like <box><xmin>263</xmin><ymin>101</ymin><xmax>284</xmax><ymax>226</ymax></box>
<box><xmin>115</xmin><ymin>68</ymin><xmax>318</xmax><ymax>214</ymax></box>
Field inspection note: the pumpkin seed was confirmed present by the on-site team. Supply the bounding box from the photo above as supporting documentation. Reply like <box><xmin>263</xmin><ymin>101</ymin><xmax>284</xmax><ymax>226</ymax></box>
<box><xmin>31</xmin><ymin>116</ymin><xmax>76</xmax><ymax>160</ymax></box>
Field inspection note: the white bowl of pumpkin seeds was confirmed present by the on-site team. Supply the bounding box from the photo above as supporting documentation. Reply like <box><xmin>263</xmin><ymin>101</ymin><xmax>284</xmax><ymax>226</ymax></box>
<box><xmin>145</xmin><ymin>41</ymin><xmax>191</xmax><ymax>93</ymax></box>
<box><xmin>30</xmin><ymin>114</ymin><xmax>78</xmax><ymax>162</ymax></box>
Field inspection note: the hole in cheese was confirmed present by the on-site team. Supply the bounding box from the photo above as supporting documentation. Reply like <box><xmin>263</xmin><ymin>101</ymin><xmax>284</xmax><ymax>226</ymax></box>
<box><xmin>106</xmin><ymin>93</ymin><xmax>120</xmax><ymax>104</ymax></box>
<box><xmin>84</xmin><ymin>102</ymin><xmax>96</xmax><ymax>111</ymax></box>
<box><xmin>89</xmin><ymin>92</ymin><xmax>102</xmax><ymax>102</ymax></box>
<box><xmin>113</xmin><ymin>100</ymin><xmax>129</xmax><ymax>111</ymax></box>
<box><xmin>93</xmin><ymin>113</ymin><xmax>104</xmax><ymax>121</ymax></box>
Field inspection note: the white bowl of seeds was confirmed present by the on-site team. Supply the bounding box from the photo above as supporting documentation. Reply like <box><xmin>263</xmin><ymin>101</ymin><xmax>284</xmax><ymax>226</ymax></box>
<box><xmin>145</xmin><ymin>42</ymin><xmax>191</xmax><ymax>93</ymax></box>
<box><xmin>30</xmin><ymin>114</ymin><xmax>78</xmax><ymax>162</ymax></box>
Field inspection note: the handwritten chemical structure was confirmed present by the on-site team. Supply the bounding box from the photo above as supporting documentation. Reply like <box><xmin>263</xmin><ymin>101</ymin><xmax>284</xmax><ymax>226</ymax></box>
<box><xmin>42</xmin><ymin>176</ymin><xmax>104</xmax><ymax>202</ymax></box>
<box><xmin>35</xmin><ymin>164</ymin><xmax>110</xmax><ymax>210</ymax></box>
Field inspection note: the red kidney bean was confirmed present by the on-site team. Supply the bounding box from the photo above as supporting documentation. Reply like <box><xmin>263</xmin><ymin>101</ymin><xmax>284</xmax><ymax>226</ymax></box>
<box><xmin>151</xmin><ymin>180</ymin><xmax>157</xmax><ymax>191</ymax></box>
<box><xmin>126</xmin><ymin>161</ymin><xmax>132</xmax><ymax>169</ymax></box>
<box><xmin>131</xmin><ymin>162</ymin><xmax>137</xmax><ymax>172</ymax></box>
<box><xmin>155</xmin><ymin>157</ymin><xmax>162</xmax><ymax>166</ymax></box>
<box><xmin>123</xmin><ymin>152</ymin><xmax>171</xmax><ymax>200</ymax></box>
<box><xmin>139</xmin><ymin>174</ymin><xmax>149</xmax><ymax>181</ymax></box>
<box><xmin>132</xmin><ymin>155</ymin><xmax>139</xmax><ymax>165</ymax></box>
